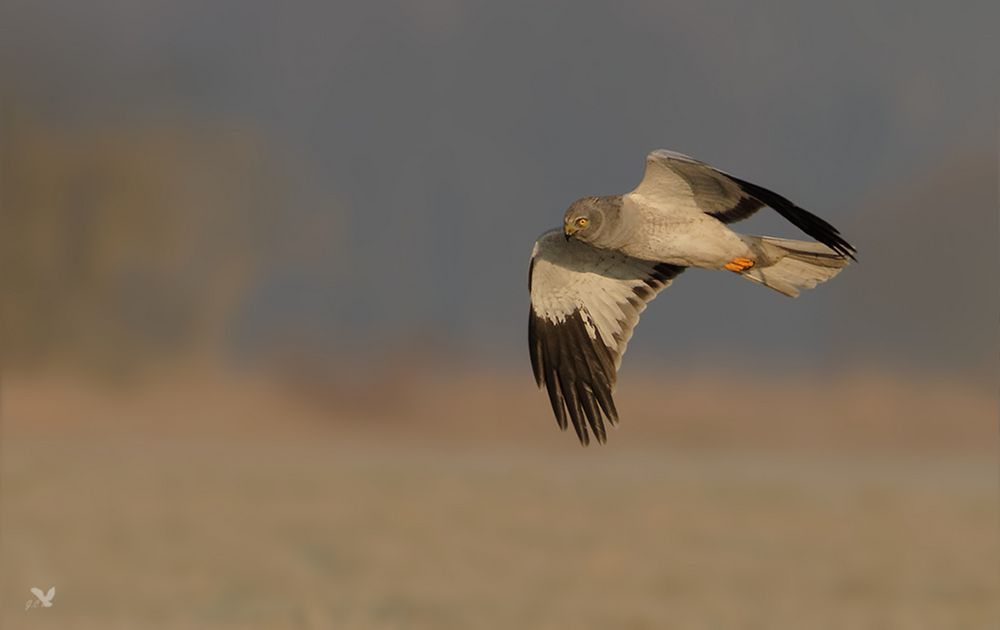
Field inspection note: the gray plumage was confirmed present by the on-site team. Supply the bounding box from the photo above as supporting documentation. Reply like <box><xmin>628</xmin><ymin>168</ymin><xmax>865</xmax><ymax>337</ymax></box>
<box><xmin>530</xmin><ymin>149</ymin><xmax>855</xmax><ymax>444</ymax></box>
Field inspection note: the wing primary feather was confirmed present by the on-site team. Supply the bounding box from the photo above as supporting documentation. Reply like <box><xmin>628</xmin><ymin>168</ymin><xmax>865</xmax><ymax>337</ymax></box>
<box><xmin>571</xmin><ymin>306</ymin><xmax>618</xmax><ymax>423</ymax></box>
<box><xmin>530</xmin><ymin>309</ymin><xmax>570</xmax><ymax>430</ymax></box>
<box><xmin>566</xmin><ymin>311</ymin><xmax>613</xmax><ymax>440</ymax></box>
<box><xmin>552</xmin><ymin>312</ymin><xmax>589</xmax><ymax>444</ymax></box>
<box><xmin>545</xmin><ymin>367</ymin><xmax>567</xmax><ymax>430</ymax></box>
<box><xmin>587</xmin><ymin>339</ymin><xmax>618</xmax><ymax>424</ymax></box>
<box><xmin>558</xmin><ymin>366</ymin><xmax>588</xmax><ymax>445</ymax></box>
<box><xmin>537</xmin><ymin>317</ymin><xmax>568</xmax><ymax>430</ymax></box>
<box><xmin>728</xmin><ymin>176</ymin><xmax>857</xmax><ymax>260</ymax></box>
<box><xmin>576</xmin><ymin>381</ymin><xmax>606</xmax><ymax>444</ymax></box>
<box><xmin>528</xmin><ymin>309</ymin><xmax>544</xmax><ymax>386</ymax></box>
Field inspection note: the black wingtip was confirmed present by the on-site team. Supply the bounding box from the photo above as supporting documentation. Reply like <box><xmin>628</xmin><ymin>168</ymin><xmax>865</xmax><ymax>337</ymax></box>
<box><xmin>529</xmin><ymin>309</ymin><xmax>619</xmax><ymax>446</ymax></box>
<box><xmin>729</xmin><ymin>176</ymin><xmax>857</xmax><ymax>261</ymax></box>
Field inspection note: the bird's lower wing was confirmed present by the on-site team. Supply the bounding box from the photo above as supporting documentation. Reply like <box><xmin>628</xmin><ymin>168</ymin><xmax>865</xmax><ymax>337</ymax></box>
<box><xmin>528</xmin><ymin>230</ymin><xmax>684</xmax><ymax>445</ymax></box>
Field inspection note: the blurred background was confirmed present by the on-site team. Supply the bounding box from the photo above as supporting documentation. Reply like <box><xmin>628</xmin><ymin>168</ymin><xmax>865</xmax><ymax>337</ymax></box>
<box><xmin>2</xmin><ymin>1</ymin><xmax>997</xmax><ymax>628</ymax></box>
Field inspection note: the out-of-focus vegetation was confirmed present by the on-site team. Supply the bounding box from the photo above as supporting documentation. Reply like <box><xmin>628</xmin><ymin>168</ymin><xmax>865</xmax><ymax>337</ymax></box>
<box><xmin>2</xmin><ymin>367</ymin><xmax>996</xmax><ymax>630</ymax></box>
<box><xmin>1</xmin><ymin>112</ymin><xmax>280</xmax><ymax>373</ymax></box>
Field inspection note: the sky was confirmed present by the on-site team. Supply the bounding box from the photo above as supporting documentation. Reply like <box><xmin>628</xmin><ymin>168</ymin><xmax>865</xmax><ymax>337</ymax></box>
<box><xmin>2</xmin><ymin>0</ymin><xmax>996</xmax><ymax>372</ymax></box>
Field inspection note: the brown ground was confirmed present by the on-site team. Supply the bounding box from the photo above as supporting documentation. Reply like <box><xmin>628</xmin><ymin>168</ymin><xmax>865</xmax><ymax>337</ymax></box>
<box><xmin>2</xmin><ymin>365</ymin><xmax>996</xmax><ymax>629</ymax></box>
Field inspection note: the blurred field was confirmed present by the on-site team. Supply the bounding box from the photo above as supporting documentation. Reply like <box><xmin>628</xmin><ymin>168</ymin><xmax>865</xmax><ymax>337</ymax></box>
<box><xmin>2</xmin><ymin>366</ymin><xmax>996</xmax><ymax>629</ymax></box>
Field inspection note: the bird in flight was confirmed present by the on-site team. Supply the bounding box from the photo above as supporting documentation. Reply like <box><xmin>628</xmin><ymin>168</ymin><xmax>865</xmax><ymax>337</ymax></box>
<box><xmin>528</xmin><ymin>149</ymin><xmax>855</xmax><ymax>445</ymax></box>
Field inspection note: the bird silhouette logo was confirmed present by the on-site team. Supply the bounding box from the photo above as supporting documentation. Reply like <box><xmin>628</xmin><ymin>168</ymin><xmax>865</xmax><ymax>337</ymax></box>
<box><xmin>29</xmin><ymin>587</ymin><xmax>56</xmax><ymax>609</ymax></box>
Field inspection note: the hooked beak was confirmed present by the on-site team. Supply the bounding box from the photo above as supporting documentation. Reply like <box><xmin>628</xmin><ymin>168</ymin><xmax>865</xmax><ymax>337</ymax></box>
<box><xmin>563</xmin><ymin>224</ymin><xmax>576</xmax><ymax>241</ymax></box>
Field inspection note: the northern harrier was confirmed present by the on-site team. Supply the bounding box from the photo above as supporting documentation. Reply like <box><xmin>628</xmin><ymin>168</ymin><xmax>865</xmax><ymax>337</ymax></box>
<box><xmin>528</xmin><ymin>150</ymin><xmax>855</xmax><ymax>444</ymax></box>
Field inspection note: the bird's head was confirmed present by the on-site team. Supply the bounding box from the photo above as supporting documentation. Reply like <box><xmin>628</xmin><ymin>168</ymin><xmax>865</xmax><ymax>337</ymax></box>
<box><xmin>563</xmin><ymin>197</ymin><xmax>604</xmax><ymax>242</ymax></box>
<box><xmin>563</xmin><ymin>196</ymin><xmax>618</xmax><ymax>243</ymax></box>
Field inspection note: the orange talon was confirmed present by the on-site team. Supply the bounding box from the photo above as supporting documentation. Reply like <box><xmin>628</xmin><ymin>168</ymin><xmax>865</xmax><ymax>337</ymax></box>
<box><xmin>724</xmin><ymin>257</ymin><xmax>755</xmax><ymax>272</ymax></box>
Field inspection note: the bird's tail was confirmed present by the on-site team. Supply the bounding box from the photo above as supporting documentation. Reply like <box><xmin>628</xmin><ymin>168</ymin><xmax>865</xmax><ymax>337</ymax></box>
<box><xmin>742</xmin><ymin>236</ymin><xmax>851</xmax><ymax>297</ymax></box>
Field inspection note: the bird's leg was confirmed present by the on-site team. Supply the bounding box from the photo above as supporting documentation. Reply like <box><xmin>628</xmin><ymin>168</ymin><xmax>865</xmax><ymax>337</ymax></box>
<box><xmin>723</xmin><ymin>257</ymin><xmax>755</xmax><ymax>272</ymax></box>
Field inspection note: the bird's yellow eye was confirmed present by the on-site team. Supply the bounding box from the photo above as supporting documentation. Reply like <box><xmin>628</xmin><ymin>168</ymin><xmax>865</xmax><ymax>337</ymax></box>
<box><xmin>576</xmin><ymin>217</ymin><xmax>589</xmax><ymax>228</ymax></box>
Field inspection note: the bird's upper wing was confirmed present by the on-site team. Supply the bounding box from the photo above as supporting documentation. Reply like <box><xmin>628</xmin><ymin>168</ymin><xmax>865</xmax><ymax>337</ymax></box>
<box><xmin>528</xmin><ymin>230</ymin><xmax>684</xmax><ymax>445</ymax></box>
<box><xmin>627</xmin><ymin>149</ymin><xmax>855</xmax><ymax>259</ymax></box>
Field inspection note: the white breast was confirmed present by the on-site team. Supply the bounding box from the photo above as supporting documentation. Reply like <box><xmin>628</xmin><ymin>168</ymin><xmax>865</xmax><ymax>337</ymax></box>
<box><xmin>619</xmin><ymin>196</ymin><xmax>751</xmax><ymax>268</ymax></box>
